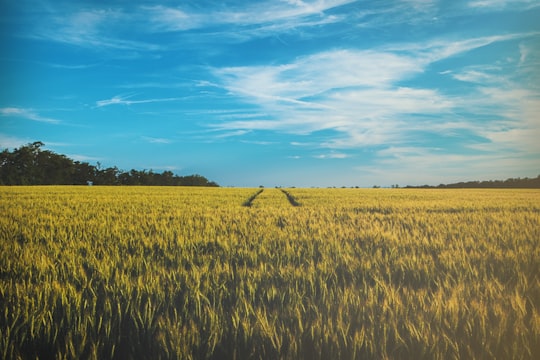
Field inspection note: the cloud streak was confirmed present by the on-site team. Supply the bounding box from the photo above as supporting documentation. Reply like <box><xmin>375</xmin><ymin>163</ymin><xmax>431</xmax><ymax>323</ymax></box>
<box><xmin>0</xmin><ymin>107</ymin><xmax>61</xmax><ymax>124</ymax></box>
<box><xmin>95</xmin><ymin>95</ymin><xmax>185</xmax><ymax>108</ymax></box>
<box><xmin>0</xmin><ymin>134</ymin><xmax>33</xmax><ymax>149</ymax></box>
<box><xmin>468</xmin><ymin>0</ymin><xmax>540</xmax><ymax>10</ymax></box>
<box><xmin>144</xmin><ymin>0</ymin><xmax>355</xmax><ymax>32</ymax></box>
<box><xmin>141</xmin><ymin>136</ymin><xmax>172</xmax><ymax>144</ymax></box>
<box><xmin>209</xmin><ymin>31</ymin><xmax>540</xmax><ymax>168</ymax></box>
<box><xmin>23</xmin><ymin>6</ymin><xmax>161</xmax><ymax>52</ymax></box>
<box><xmin>18</xmin><ymin>1</ymin><xmax>540</xmax><ymax>54</ymax></box>
<box><xmin>24</xmin><ymin>0</ymin><xmax>357</xmax><ymax>51</ymax></box>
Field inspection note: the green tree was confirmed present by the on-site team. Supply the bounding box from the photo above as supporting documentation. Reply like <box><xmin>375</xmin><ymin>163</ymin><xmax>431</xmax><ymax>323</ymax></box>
<box><xmin>0</xmin><ymin>141</ymin><xmax>219</xmax><ymax>186</ymax></box>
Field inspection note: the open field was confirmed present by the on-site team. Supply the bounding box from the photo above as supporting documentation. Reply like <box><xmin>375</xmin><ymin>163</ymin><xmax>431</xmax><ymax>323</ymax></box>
<box><xmin>1</xmin><ymin>186</ymin><xmax>539</xmax><ymax>359</ymax></box>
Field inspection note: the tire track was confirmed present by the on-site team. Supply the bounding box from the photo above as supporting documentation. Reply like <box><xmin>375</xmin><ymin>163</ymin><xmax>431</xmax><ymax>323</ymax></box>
<box><xmin>280</xmin><ymin>189</ymin><xmax>301</xmax><ymax>207</ymax></box>
<box><xmin>242</xmin><ymin>188</ymin><xmax>264</xmax><ymax>207</ymax></box>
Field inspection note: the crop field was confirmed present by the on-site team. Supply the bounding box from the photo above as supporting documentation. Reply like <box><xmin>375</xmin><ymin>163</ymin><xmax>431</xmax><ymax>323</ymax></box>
<box><xmin>1</xmin><ymin>186</ymin><xmax>539</xmax><ymax>359</ymax></box>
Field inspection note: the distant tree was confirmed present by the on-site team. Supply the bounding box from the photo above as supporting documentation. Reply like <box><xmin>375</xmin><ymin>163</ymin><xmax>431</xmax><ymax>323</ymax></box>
<box><xmin>161</xmin><ymin>171</ymin><xmax>175</xmax><ymax>186</ymax></box>
<box><xmin>0</xmin><ymin>142</ymin><xmax>219</xmax><ymax>186</ymax></box>
<box><xmin>96</xmin><ymin>166</ymin><xmax>120</xmax><ymax>185</ymax></box>
<box><xmin>0</xmin><ymin>141</ymin><xmax>46</xmax><ymax>184</ymax></box>
<box><xmin>72</xmin><ymin>161</ymin><xmax>96</xmax><ymax>185</ymax></box>
<box><xmin>180</xmin><ymin>174</ymin><xmax>217</xmax><ymax>186</ymax></box>
<box><xmin>407</xmin><ymin>175</ymin><xmax>540</xmax><ymax>189</ymax></box>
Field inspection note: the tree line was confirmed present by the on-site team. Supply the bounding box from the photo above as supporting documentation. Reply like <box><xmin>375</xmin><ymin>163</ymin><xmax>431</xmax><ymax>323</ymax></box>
<box><xmin>405</xmin><ymin>176</ymin><xmax>540</xmax><ymax>189</ymax></box>
<box><xmin>0</xmin><ymin>142</ymin><xmax>219</xmax><ymax>186</ymax></box>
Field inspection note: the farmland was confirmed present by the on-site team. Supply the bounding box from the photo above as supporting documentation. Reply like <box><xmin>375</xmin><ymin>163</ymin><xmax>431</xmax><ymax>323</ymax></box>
<box><xmin>1</xmin><ymin>186</ymin><xmax>539</xmax><ymax>359</ymax></box>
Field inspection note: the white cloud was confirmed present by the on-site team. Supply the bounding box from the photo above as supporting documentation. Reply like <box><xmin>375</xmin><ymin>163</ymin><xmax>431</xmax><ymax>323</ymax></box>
<box><xmin>210</xmin><ymin>48</ymin><xmax>432</xmax><ymax>139</ymax></box>
<box><xmin>241</xmin><ymin>140</ymin><xmax>275</xmax><ymax>145</ymax></box>
<box><xmin>215</xmin><ymin>130</ymin><xmax>251</xmax><ymax>139</ymax></box>
<box><xmin>387</xmin><ymin>33</ymin><xmax>533</xmax><ymax>63</ymax></box>
<box><xmin>26</xmin><ymin>0</ymin><xmax>354</xmax><ymax>49</ymax></box>
<box><xmin>145</xmin><ymin>165</ymin><xmax>180</xmax><ymax>172</ymax></box>
<box><xmin>519</xmin><ymin>43</ymin><xmax>531</xmax><ymax>66</ymax></box>
<box><xmin>216</xmin><ymin>49</ymin><xmax>422</xmax><ymax>100</ymax></box>
<box><xmin>209</xmin><ymin>31</ymin><xmax>540</xmax><ymax>174</ymax></box>
<box><xmin>0</xmin><ymin>107</ymin><xmax>61</xmax><ymax>124</ymax></box>
<box><xmin>141</xmin><ymin>136</ymin><xmax>172</xmax><ymax>144</ymax></box>
<box><xmin>95</xmin><ymin>94</ymin><xmax>134</xmax><ymax>107</ymax></box>
<box><xmin>28</xmin><ymin>7</ymin><xmax>161</xmax><ymax>51</ymax></box>
<box><xmin>145</xmin><ymin>0</ymin><xmax>355</xmax><ymax>33</ymax></box>
<box><xmin>210</xmin><ymin>44</ymin><xmax>456</xmax><ymax>141</ymax></box>
<box><xmin>214</xmin><ymin>33</ymin><xmax>531</xmax><ymax>112</ymax></box>
<box><xmin>356</xmin><ymin>145</ymin><xmax>539</xmax><ymax>186</ymax></box>
<box><xmin>143</xmin><ymin>6</ymin><xmax>203</xmax><ymax>31</ymax></box>
<box><xmin>474</xmin><ymin>87</ymin><xmax>540</xmax><ymax>152</ymax></box>
<box><xmin>468</xmin><ymin>0</ymin><xmax>540</xmax><ymax>10</ymax></box>
<box><xmin>95</xmin><ymin>95</ymin><xmax>184</xmax><ymax>107</ymax></box>
<box><xmin>365</xmin><ymin>82</ymin><xmax>540</xmax><ymax>184</ymax></box>
<box><xmin>450</xmin><ymin>68</ymin><xmax>501</xmax><ymax>83</ymax></box>
<box><xmin>68</xmin><ymin>154</ymin><xmax>102</xmax><ymax>162</ymax></box>
<box><xmin>314</xmin><ymin>152</ymin><xmax>349</xmax><ymax>159</ymax></box>
<box><xmin>0</xmin><ymin>134</ymin><xmax>33</xmax><ymax>149</ymax></box>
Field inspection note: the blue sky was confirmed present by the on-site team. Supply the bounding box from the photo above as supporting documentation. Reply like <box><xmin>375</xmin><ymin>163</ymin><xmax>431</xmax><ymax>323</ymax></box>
<box><xmin>1</xmin><ymin>0</ymin><xmax>539</xmax><ymax>187</ymax></box>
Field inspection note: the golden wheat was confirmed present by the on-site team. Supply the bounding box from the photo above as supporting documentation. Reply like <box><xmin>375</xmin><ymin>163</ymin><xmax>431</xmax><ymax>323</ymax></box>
<box><xmin>0</xmin><ymin>186</ymin><xmax>538</xmax><ymax>359</ymax></box>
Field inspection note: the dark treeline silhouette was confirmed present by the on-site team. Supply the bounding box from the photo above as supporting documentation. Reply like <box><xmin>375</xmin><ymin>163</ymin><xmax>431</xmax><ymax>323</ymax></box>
<box><xmin>0</xmin><ymin>141</ymin><xmax>219</xmax><ymax>186</ymax></box>
<box><xmin>406</xmin><ymin>176</ymin><xmax>540</xmax><ymax>189</ymax></box>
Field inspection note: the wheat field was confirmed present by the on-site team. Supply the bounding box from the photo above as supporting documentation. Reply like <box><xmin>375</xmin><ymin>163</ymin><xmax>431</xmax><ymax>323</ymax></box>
<box><xmin>1</xmin><ymin>186</ymin><xmax>539</xmax><ymax>359</ymax></box>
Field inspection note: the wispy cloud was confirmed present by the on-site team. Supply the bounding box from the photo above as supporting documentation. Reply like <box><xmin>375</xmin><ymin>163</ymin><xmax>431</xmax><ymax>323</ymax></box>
<box><xmin>209</xmin><ymin>31</ymin><xmax>540</xmax><ymax>165</ymax></box>
<box><xmin>68</xmin><ymin>154</ymin><xmax>102</xmax><ymax>162</ymax></box>
<box><xmin>145</xmin><ymin>165</ymin><xmax>180</xmax><ymax>172</ymax></box>
<box><xmin>215</xmin><ymin>49</ymin><xmax>422</xmax><ymax>99</ymax></box>
<box><xmin>17</xmin><ymin>1</ymin><xmax>538</xmax><ymax>55</ymax></box>
<box><xmin>46</xmin><ymin>62</ymin><xmax>103</xmax><ymax>70</ymax></box>
<box><xmin>0</xmin><ymin>107</ymin><xmax>61</xmax><ymax>124</ymax></box>
<box><xmin>0</xmin><ymin>134</ymin><xmax>33</xmax><ymax>149</ymax></box>
<box><xmin>24</xmin><ymin>0</ymin><xmax>357</xmax><ymax>51</ymax></box>
<box><xmin>211</xmin><ymin>36</ymin><xmax>498</xmax><ymax>135</ymax></box>
<box><xmin>450</xmin><ymin>68</ymin><xmax>501</xmax><ymax>83</ymax></box>
<box><xmin>357</xmin><ymin>143</ymin><xmax>539</xmax><ymax>186</ymax></box>
<box><xmin>141</xmin><ymin>136</ymin><xmax>172</xmax><ymax>144</ymax></box>
<box><xmin>474</xmin><ymin>88</ymin><xmax>540</xmax><ymax>152</ymax></box>
<box><xmin>468</xmin><ymin>0</ymin><xmax>540</xmax><ymax>10</ymax></box>
<box><xmin>314</xmin><ymin>152</ymin><xmax>349</xmax><ymax>159</ymax></box>
<box><xmin>353</xmin><ymin>0</ymin><xmax>440</xmax><ymax>28</ymax></box>
<box><xmin>144</xmin><ymin>0</ymin><xmax>355</xmax><ymax>33</ymax></box>
<box><xmin>241</xmin><ymin>140</ymin><xmax>275</xmax><ymax>145</ymax></box>
<box><xmin>29</xmin><ymin>7</ymin><xmax>161</xmax><ymax>51</ymax></box>
<box><xmin>95</xmin><ymin>94</ymin><xmax>185</xmax><ymax>108</ymax></box>
<box><xmin>209</xmin><ymin>47</ymin><xmax>434</xmax><ymax>140</ymax></box>
<box><xmin>214</xmin><ymin>130</ymin><xmax>251</xmax><ymax>139</ymax></box>
<box><xmin>384</xmin><ymin>33</ymin><xmax>535</xmax><ymax>63</ymax></box>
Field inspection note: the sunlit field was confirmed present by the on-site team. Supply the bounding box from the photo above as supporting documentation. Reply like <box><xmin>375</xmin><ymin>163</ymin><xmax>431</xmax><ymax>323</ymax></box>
<box><xmin>1</xmin><ymin>186</ymin><xmax>539</xmax><ymax>359</ymax></box>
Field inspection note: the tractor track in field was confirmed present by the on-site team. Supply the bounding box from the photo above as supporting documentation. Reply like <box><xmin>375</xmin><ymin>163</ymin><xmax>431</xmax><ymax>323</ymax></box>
<box><xmin>280</xmin><ymin>189</ymin><xmax>301</xmax><ymax>207</ymax></box>
<box><xmin>242</xmin><ymin>188</ymin><xmax>301</xmax><ymax>207</ymax></box>
<box><xmin>242</xmin><ymin>188</ymin><xmax>264</xmax><ymax>207</ymax></box>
